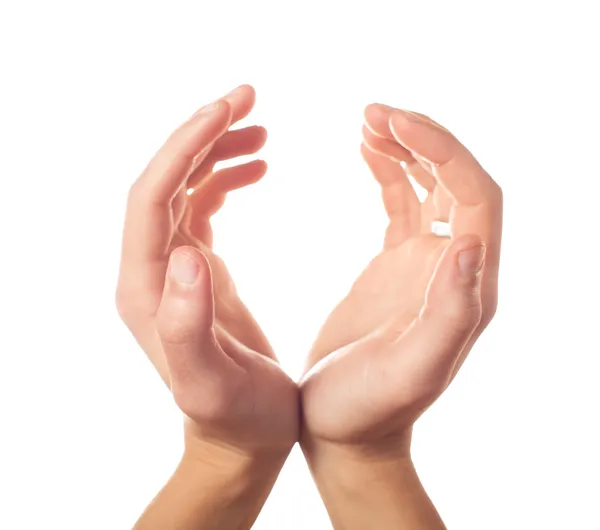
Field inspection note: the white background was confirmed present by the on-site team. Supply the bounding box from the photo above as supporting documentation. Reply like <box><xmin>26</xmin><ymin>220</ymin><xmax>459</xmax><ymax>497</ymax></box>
<box><xmin>1</xmin><ymin>1</ymin><xmax>599</xmax><ymax>528</ymax></box>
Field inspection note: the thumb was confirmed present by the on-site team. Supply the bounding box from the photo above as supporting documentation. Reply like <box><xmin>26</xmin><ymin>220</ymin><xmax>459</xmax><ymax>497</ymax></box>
<box><xmin>156</xmin><ymin>246</ymin><xmax>243</xmax><ymax>419</ymax></box>
<box><xmin>384</xmin><ymin>235</ymin><xmax>485</xmax><ymax>398</ymax></box>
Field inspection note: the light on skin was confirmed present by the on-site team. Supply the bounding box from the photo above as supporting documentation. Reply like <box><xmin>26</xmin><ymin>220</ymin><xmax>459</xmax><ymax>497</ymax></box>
<box><xmin>115</xmin><ymin>85</ymin><xmax>502</xmax><ymax>529</ymax></box>
<box><xmin>300</xmin><ymin>103</ymin><xmax>502</xmax><ymax>529</ymax></box>
<box><xmin>116</xmin><ymin>85</ymin><xmax>298</xmax><ymax>530</ymax></box>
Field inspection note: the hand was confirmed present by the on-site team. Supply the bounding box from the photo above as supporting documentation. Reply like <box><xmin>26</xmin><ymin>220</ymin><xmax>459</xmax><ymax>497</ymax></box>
<box><xmin>301</xmin><ymin>104</ymin><xmax>503</xmax><ymax>452</ymax></box>
<box><xmin>116</xmin><ymin>85</ymin><xmax>298</xmax><ymax>456</ymax></box>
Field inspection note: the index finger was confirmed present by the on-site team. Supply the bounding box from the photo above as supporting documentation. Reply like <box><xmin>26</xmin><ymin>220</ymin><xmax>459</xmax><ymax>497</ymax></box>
<box><xmin>122</xmin><ymin>100</ymin><xmax>232</xmax><ymax>265</ymax></box>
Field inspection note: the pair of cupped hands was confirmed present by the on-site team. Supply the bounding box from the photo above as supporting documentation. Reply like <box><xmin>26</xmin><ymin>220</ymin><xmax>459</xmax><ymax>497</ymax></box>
<box><xmin>116</xmin><ymin>84</ymin><xmax>502</xmax><ymax>466</ymax></box>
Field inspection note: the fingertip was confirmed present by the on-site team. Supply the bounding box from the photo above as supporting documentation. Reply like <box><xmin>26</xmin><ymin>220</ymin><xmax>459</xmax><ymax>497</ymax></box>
<box><xmin>256</xmin><ymin>158</ymin><xmax>268</xmax><ymax>173</ymax></box>
<box><xmin>189</xmin><ymin>97</ymin><xmax>231</xmax><ymax>122</ymax></box>
<box><xmin>168</xmin><ymin>246</ymin><xmax>209</xmax><ymax>286</ymax></box>
<box><xmin>390</xmin><ymin>111</ymin><xmax>458</xmax><ymax>168</ymax></box>
<box><xmin>255</xmin><ymin>125</ymin><xmax>268</xmax><ymax>146</ymax></box>
<box><xmin>236</xmin><ymin>83</ymin><xmax>257</xmax><ymax>97</ymax></box>
<box><xmin>424</xmin><ymin>236</ymin><xmax>484</xmax><ymax>299</ymax></box>
<box><xmin>439</xmin><ymin>235</ymin><xmax>486</xmax><ymax>278</ymax></box>
<box><xmin>185</xmin><ymin>246</ymin><xmax>212</xmax><ymax>278</ymax></box>
<box><xmin>242</xmin><ymin>159</ymin><xmax>268</xmax><ymax>183</ymax></box>
<box><xmin>365</xmin><ymin>102</ymin><xmax>393</xmax><ymax>118</ymax></box>
<box><xmin>218</xmin><ymin>98</ymin><xmax>233</xmax><ymax>121</ymax></box>
<box><xmin>224</xmin><ymin>83</ymin><xmax>255</xmax><ymax>98</ymax></box>
<box><xmin>457</xmin><ymin>243</ymin><xmax>486</xmax><ymax>277</ymax></box>
<box><xmin>360</xmin><ymin>141</ymin><xmax>371</xmax><ymax>157</ymax></box>
<box><xmin>219</xmin><ymin>85</ymin><xmax>256</xmax><ymax>123</ymax></box>
<box><xmin>451</xmin><ymin>234</ymin><xmax>486</xmax><ymax>254</ymax></box>
<box><xmin>364</xmin><ymin>103</ymin><xmax>393</xmax><ymax>133</ymax></box>
<box><xmin>388</xmin><ymin>111</ymin><xmax>413</xmax><ymax>152</ymax></box>
<box><xmin>389</xmin><ymin>109</ymin><xmax>417</xmax><ymax>133</ymax></box>
<box><xmin>360</xmin><ymin>141</ymin><xmax>381</xmax><ymax>167</ymax></box>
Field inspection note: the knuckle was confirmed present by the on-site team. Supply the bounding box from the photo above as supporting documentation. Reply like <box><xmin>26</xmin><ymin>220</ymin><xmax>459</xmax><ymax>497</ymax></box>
<box><xmin>493</xmin><ymin>180</ymin><xmax>503</xmax><ymax>200</ymax></box>
<box><xmin>481</xmin><ymin>292</ymin><xmax>499</xmax><ymax>327</ymax></box>
<box><xmin>485</xmin><ymin>179</ymin><xmax>503</xmax><ymax>204</ymax></box>
<box><xmin>115</xmin><ymin>285</ymin><xmax>135</xmax><ymax>324</ymax></box>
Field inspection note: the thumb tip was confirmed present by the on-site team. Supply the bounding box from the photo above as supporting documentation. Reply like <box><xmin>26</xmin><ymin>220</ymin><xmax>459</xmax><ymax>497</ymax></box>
<box><xmin>450</xmin><ymin>235</ymin><xmax>486</xmax><ymax>278</ymax></box>
<box><xmin>169</xmin><ymin>247</ymin><xmax>211</xmax><ymax>286</ymax></box>
<box><xmin>457</xmin><ymin>243</ymin><xmax>486</xmax><ymax>276</ymax></box>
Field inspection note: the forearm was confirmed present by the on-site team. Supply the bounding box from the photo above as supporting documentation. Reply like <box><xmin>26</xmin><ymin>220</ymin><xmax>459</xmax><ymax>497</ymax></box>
<box><xmin>134</xmin><ymin>442</ymin><xmax>289</xmax><ymax>530</ymax></box>
<box><xmin>302</xmin><ymin>438</ymin><xmax>445</xmax><ymax>530</ymax></box>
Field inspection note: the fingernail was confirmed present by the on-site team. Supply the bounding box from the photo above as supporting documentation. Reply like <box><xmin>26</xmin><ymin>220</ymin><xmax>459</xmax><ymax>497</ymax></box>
<box><xmin>199</xmin><ymin>100</ymin><xmax>221</xmax><ymax>114</ymax></box>
<box><xmin>225</xmin><ymin>85</ymin><xmax>243</xmax><ymax>97</ymax></box>
<box><xmin>190</xmin><ymin>100</ymin><xmax>221</xmax><ymax>119</ymax></box>
<box><xmin>397</xmin><ymin>109</ymin><xmax>425</xmax><ymax>123</ymax></box>
<box><xmin>458</xmin><ymin>244</ymin><xmax>486</xmax><ymax>276</ymax></box>
<box><xmin>368</xmin><ymin>102</ymin><xmax>394</xmax><ymax>112</ymax></box>
<box><xmin>170</xmin><ymin>252</ymin><xmax>199</xmax><ymax>284</ymax></box>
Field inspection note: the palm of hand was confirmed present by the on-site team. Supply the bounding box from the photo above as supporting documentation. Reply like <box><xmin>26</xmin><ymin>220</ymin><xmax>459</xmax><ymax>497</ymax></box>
<box><xmin>301</xmin><ymin>107</ymin><xmax>502</xmax><ymax>446</ymax></box>
<box><xmin>308</xmin><ymin>234</ymin><xmax>448</xmax><ymax>366</ymax></box>
<box><xmin>303</xmin><ymin>197</ymin><xmax>451</xmax><ymax>444</ymax></box>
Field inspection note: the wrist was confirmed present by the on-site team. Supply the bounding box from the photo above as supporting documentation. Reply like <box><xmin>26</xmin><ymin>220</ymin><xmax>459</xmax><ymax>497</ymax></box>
<box><xmin>181</xmin><ymin>434</ymin><xmax>292</xmax><ymax>486</ymax></box>
<box><xmin>183</xmin><ymin>406</ymin><xmax>296</xmax><ymax>460</ymax></box>
<box><xmin>301</xmin><ymin>431</ymin><xmax>445</xmax><ymax>530</ymax></box>
<box><xmin>300</xmin><ymin>425</ymin><xmax>413</xmax><ymax>465</ymax></box>
<box><xmin>134</xmin><ymin>436</ymin><xmax>291</xmax><ymax>530</ymax></box>
<box><xmin>301</xmin><ymin>434</ymin><xmax>414</xmax><ymax>495</ymax></box>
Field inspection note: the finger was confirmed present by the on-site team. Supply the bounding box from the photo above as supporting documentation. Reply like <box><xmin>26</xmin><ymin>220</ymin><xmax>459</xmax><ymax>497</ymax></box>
<box><xmin>201</xmin><ymin>159</ymin><xmax>268</xmax><ymax>197</ymax></box>
<box><xmin>180</xmin><ymin>160</ymin><xmax>268</xmax><ymax>247</ymax></box>
<box><xmin>365</xmin><ymin>104</ymin><xmax>449</xmax><ymax>138</ymax></box>
<box><xmin>362</xmin><ymin>124</ymin><xmax>413</xmax><ymax>163</ymax></box>
<box><xmin>185</xmin><ymin>84</ymin><xmax>260</xmax><ymax>189</ymax></box>
<box><xmin>207</xmin><ymin>126</ymin><xmax>267</xmax><ymax>163</ymax></box>
<box><xmin>398</xmin><ymin>110</ymin><xmax>452</xmax><ymax>133</ymax></box>
<box><xmin>137</xmin><ymin>100</ymin><xmax>233</xmax><ymax>208</ymax></box>
<box><xmin>379</xmin><ymin>235</ymin><xmax>484</xmax><ymax>402</ymax></box>
<box><xmin>364</xmin><ymin>102</ymin><xmax>397</xmax><ymax>138</ymax></box>
<box><xmin>363</xmin><ymin>115</ymin><xmax>450</xmax><ymax>226</ymax></box>
<box><xmin>364</xmin><ymin>105</ymin><xmax>463</xmax><ymax>225</ymax></box>
<box><xmin>122</xmin><ymin>100</ymin><xmax>232</xmax><ymax>268</ymax></box>
<box><xmin>223</xmin><ymin>84</ymin><xmax>257</xmax><ymax>123</ymax></box>
<box><xmin>172</xmin><ymin>187</ymin><xmax>189</xmax><ymax>231</ymax></box>
<box><xmin>187</xmin><ymin>126</ymin><xmax>267</xmax><ymax>188</ymax></box>
<box><xmin>184</xmin><ymin>84</ymin><xmax>258</xmax><ymax>185</ymax></box>
<box><xmin>388</xmin><ymin>110</ymin><xmax>499</xmax><ymax>205</ymax></box>
<box><xmin>156</xmin><ymin>246</ymin><xmax>245</xmax><ymax>419</ymax></box>
<box><xmin>363</xmin><ymin>109</ymin><xmax>436</xmax><ymax>191</ymax></box>
<box><xmin>360</xmin><ymin>143</ymin><xmax>420</xmax><ymax>246</ymax></box>
<box><xmin>189</xmin><ymin>159</ymin><xmax>267</xmax><ymax>218</ymax></box>
<box><xmin>402</xmin><ymin>157</ymin><xmax>437</xmax><ymax>193</ymax></box>
<box><xmin>389</xmin><ymin>110</ymin><xmax>502</xmax><ymax>324</ymax></box>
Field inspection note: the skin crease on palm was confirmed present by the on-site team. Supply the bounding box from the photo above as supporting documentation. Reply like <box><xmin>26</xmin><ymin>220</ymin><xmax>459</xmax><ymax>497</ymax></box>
<box><xmin>116</xmin><ymin>83</ymin><xmax>503</xmax><ymax>465</ymax></box>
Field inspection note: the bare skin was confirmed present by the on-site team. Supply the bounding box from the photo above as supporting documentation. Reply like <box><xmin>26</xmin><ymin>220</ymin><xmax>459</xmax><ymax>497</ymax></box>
<box><xmin>115</xmin><ymin>86</ymin><xmax>503</xmax><ymax>529</ymax></box>
<box><xmin>300</xmin><ymin>104</ymin><xmax>503</xmax><ymax>529</ymax></box>
<box><xmin>116</xmin><ymin>85</ymin><xmax>297</xmax><ymax>529</ymax></box>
